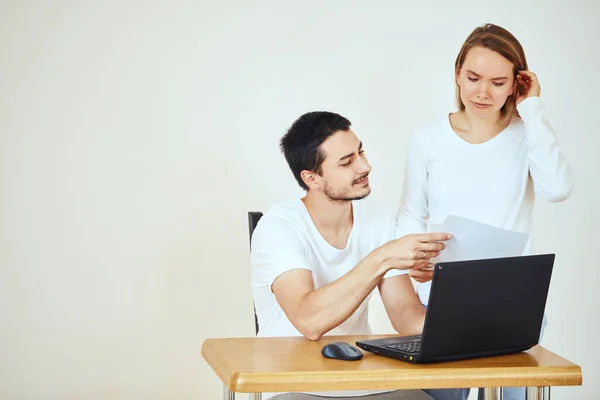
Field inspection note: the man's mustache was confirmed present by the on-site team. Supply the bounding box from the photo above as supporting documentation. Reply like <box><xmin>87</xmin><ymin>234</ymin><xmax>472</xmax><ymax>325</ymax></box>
<box><xmin>353</xmin><ymin>173</ymin><xmax>369</xmax><ymax>184</ymax></box>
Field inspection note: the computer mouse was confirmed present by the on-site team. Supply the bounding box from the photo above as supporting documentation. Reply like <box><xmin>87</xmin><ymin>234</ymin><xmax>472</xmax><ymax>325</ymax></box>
<box><xmin>321</xmin><ymin>341</ymin><xmax>363</xmax><ymax>361</ymax></box>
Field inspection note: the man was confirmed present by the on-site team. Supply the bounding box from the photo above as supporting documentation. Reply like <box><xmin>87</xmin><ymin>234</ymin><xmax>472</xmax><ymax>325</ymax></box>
<box><xmin>251</xmin><ymin>112</ymin><xmax>464</xmax><ymax>400</ymax></box>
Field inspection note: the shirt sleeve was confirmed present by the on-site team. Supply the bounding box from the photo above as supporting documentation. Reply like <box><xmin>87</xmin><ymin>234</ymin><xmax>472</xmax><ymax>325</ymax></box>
<box><xmin>250</xmin><ymin>214</ymin><xmax>312</xmax><ymax>289</ymax></box>
<box><xmin>395</xmin><ymin>130</ymin><xmax>429</xmax><ymax>239</ymax></box>
<box><xmin>518</xmin><ymin>97</ymin><xmax>574</xmax><ymax>202</ymax></box>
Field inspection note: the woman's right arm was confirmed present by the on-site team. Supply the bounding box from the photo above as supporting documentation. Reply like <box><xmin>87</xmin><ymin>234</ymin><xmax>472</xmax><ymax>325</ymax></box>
<box><xmin>396</xmin><ymin>130</ymin><xmax>430</xmax><ymax>238</ymax></box>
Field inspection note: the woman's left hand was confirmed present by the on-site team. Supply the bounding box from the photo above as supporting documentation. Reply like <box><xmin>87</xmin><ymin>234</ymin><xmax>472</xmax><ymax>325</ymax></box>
<box><xmin>409</xmin><ymin>265</ymin><xmax>434</xmax><ymax>283</ymax></box>
<box><xmin>516</xmin><ymin>70</ymin><xmax>541</xmax><ymax>105</ymax></box>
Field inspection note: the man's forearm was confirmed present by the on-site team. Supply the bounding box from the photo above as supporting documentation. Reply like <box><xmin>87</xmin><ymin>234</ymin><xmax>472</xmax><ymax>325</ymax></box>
<box><xmin>296</xmin><ymin>256</ymin><xmax>387</xmax><ymax>340</ymax></box>
<box><xmin>391</xmin><ymin>303</ymin><xmax>426</xmax><ymax>336</ymax></box>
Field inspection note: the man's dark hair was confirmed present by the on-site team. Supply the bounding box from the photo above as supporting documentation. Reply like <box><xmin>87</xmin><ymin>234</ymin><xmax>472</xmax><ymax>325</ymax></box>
<box><xmin>280</xmin><ymin>111</ymin><xmax>352</xmax><ymax>190</ymax></box>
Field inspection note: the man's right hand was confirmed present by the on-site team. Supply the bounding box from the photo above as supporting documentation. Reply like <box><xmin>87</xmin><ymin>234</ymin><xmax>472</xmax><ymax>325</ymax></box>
<box><xmin>374</xmin><ymin>232</ymin><xmax>451</xmax><ymax>272</ymax></box>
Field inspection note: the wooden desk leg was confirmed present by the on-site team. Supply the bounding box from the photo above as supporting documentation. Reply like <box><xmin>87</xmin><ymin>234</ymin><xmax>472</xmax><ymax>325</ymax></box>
<box><xmin>481</xmin><ymin>387</ymin><xmax>502</xmax><ymax>399</ymax></box>
<box><xmin>526</xmin><ymin>387</ymin><xmax>550</xmax><ymax>399</ymax></box>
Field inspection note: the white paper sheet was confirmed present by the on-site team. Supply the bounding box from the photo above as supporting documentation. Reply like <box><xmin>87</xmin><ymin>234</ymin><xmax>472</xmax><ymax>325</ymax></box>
<box><xmin>418</xmin><ymin>215</ymin><xmax>530</xmax><ymax>305</ymax></box>
<box><xmin>428</xmin><ymin>215</ymin><xmax>530</xmax><ymax>263</ymax></box>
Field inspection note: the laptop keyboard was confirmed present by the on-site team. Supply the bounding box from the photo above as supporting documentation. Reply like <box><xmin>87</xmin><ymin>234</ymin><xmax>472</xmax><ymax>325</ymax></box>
<box><xmin>385</xmin><ymin>340</ymin><xmax>421</xmax><ymax>354</ymax></box>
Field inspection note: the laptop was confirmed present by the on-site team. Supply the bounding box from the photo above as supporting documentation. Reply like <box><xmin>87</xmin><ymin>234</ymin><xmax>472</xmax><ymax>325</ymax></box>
<box><xmin>356</xmin><ymin>254</ymin><xmax>554</xmax><ymax>363</ymax></box>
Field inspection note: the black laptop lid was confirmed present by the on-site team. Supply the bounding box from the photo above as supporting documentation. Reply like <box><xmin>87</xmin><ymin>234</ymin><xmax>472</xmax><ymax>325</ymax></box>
<box><xmin>420</xmin><ymin>254</ymin><xmax>554</xmax><ymax>360</ymax></box>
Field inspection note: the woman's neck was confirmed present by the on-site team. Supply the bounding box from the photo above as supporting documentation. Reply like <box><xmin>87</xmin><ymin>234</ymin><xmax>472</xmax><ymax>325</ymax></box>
<box><xmin>450</xmin><ymin>110</ymin><xmax>510</xmax><ymax>144</ymax></box>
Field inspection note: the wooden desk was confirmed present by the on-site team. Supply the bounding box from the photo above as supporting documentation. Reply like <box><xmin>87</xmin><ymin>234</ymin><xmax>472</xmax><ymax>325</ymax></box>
<box><xmin>202</xmin><ymin>334</ymin><xmax>582</xmax><ymax>400</ymax></box>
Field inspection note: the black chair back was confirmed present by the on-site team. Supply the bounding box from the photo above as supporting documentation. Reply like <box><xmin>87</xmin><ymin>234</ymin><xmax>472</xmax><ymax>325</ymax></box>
<box><xmin>247</xmin><ymin>211</ymin><xmax>263</xmax><ymax>335</ymax></box>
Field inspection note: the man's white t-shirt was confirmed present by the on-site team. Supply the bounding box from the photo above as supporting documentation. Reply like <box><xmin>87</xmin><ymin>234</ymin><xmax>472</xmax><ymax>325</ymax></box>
<box><xmin>251</xmin><ymin>198</ymin><xmax>405</xmax><ymax>398</ymax></box>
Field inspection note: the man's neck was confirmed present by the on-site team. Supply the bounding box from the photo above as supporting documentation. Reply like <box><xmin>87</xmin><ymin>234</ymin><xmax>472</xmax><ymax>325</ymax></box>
<box><xmin>301</xmin><ymin>192</ymin><xmax>354</xmax><ymax>249</ymax></box>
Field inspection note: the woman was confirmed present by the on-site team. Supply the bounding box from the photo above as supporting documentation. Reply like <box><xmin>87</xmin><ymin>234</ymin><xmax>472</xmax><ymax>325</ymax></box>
<box><xmin>396</xmin><ymin>23</ymin><xmax>573</xmax><ymax>400</ymax></box>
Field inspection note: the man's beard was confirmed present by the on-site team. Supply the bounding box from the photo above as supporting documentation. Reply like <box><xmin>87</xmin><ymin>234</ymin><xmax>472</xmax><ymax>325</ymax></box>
<box><xmin>322</xmin><ymin>177</ymin><xmax>371</xmax><ymax>202</ymax></box>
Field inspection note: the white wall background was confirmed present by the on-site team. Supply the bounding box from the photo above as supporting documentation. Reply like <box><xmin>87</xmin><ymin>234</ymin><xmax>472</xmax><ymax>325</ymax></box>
<box><xmin>0</xmin><ymin>1</ymin><xmax>598</xmax><ymax>399</ymax></box>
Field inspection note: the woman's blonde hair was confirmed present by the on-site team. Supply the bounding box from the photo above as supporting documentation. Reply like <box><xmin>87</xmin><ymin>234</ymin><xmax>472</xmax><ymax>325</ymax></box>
<box><xmin>455</xmin><ymin>24</ymin><xmax>528</xmax><ymax>120</ymax></box>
